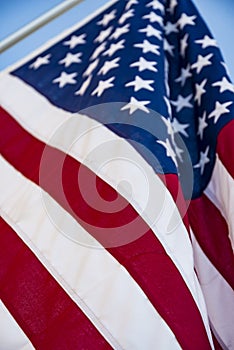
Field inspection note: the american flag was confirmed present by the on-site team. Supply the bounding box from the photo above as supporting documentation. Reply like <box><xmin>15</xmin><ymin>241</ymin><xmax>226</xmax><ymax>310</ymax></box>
<box><xmin>0</xmin><ymin>0</ymin><xmax>233</xmax><ymax>349</ymax></box>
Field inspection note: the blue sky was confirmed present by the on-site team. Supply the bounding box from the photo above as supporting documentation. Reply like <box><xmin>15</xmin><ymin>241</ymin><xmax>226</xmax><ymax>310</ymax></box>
<box><xmin>1</xmin><ymin>0</ymin><xmax>234</xmax><ymax>80</ymax></box>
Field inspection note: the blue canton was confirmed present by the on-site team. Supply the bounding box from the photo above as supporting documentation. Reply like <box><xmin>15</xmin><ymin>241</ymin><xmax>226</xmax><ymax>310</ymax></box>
<box><xmin>12</xmin><ymin>0</ymin><xmax>234</xmax><ymax>198</ymax></box>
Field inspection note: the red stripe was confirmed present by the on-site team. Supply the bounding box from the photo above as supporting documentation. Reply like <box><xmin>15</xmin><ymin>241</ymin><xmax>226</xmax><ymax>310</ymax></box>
<box><xmin>0</xmin><ymin>218</ymin><xmax>111</xmax><ymax>349</ymax></box>
<box><xmin>217</xmin><ymin>120</ymin><xmax>234</xmax><ymax>179</ymax></box>
<box><xmin>0</xmin><ymin>107</ymin><xmax>212</xmax><ymax>350</ymax></box>
<box><xmin>189</xmin><ymin>194</ymin><xmax>234</xmax><ymax>289</ymax></box>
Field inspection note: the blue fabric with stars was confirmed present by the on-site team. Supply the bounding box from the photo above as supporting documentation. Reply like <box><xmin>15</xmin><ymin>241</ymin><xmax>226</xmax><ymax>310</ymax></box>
<box><xmin>12</xmin><ymin>0</ymin><xmax>234</xmax><ymax>199</ymax></box>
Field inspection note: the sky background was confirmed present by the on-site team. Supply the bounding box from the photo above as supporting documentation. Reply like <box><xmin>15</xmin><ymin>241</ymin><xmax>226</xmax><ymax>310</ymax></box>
<box><xmin>0</xmin><ymin>0</ymin><xmax>234</xmax><ymax>80</ymax></box>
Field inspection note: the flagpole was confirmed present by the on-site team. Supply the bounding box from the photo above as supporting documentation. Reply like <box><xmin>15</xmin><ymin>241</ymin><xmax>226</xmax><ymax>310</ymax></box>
<box><xmin>0</xmin><ymin>0</ymin><xmax>84</xmax><ymax>54</ymax></box>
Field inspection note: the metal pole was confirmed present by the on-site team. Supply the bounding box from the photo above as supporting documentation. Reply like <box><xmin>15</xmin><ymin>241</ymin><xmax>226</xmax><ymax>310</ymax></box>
<box><xmin>0</xmin><ymin>0</ymin><xmax>84</xmax><ymax>53</ymax></box>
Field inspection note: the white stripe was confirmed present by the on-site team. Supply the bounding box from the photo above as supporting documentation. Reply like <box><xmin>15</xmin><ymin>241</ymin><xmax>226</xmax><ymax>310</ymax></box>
<box><xmin>0</xmin><ymin>155</ymin><xmax>182</xmax><ymax>350</ymax></box>
<box><xmin>0</xmin><ymin>74</ymin><xmax>212</xmax><ymax>339</ymax></box>
<box><xmin>205</xmin><ymin>155</ymin><xmax>234</xmax><ymax>250</ymax></box>
<box><xmin>191</xmin><ymin>232</ymin><xmax>234</xmax><ymax>350</ymax></box>
<box><xmin>0</xmin><ymin>301</ymin><xmax>35</xmax><ymax>350</ymax></box>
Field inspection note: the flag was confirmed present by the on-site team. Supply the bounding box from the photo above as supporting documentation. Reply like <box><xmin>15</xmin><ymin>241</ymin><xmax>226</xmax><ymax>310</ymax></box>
<box><xmin>0</xmin><ymin>0</ymin><xmax>233</xmax><ymax>349</ymax></box>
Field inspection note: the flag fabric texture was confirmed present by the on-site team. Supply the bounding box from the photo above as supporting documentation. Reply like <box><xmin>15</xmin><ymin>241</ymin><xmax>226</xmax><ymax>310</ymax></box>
<box><xmin>0</xmin><ymin>0</ymin><xmax>234</xmax><ymax>349</ymax></box>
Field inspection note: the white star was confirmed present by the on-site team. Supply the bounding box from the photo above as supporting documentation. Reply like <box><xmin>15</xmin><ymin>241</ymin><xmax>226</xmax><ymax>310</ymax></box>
<box><xmin>180</xmin><ymin>33</ymin><xmax>189</xmax><ymax>58</ymax></box>
<box><xmin>165</xmin><ymin>22</ymin><xmax>178</xmax><ymax>35</ymax></box>
<box><xmin>195</xmin><ymin>35</ymin><xmax>217</xmax><ymax>49</ymax></box>
<box><xmin>125</xmin><ymin>75</ymin><xmax>154</xmax><ymax>92</ymax></box>
<box><xmin>172</xmin><ymin>118</ymin><xmax>189</xmax><ymax>137</ymax></box>
<box><xmin>177</xmin><ymin>13</ymin><xmax>196</xmax><ymax>30</ymax></box>
<box><xmin>212</xmin><ymin>77</ymin><xmax>234</xmax><ymax>93</ymax></box>
<box><xmin>194</xmin><ymin>146</ymin><xmax>210</xmax><ymax>174</ymax></box>
<box><xmin>119</xmin><ymin>9</ymin><xmax>134</xmax><ymax>25</ymax></box>
<box><xmin>171</xmin><ymin>94</ymin><xmax>193</xmax><ymax>112</ymax></box>
<box><xmin>197</xmin><ymin>112</ymin><xmax>208</xmax><ymax>139</ymax></box>
<box><xmin>75</xmin><ymin>75</ymin><xmax>92</xmax><ymax>96</ymax></box>
<box><xmin>103</xmin><ymin>39</ymin><xmax>125</xmax><ymax>57</ymax></box>
<box><xmin>208</xmin><ymin>101</ymin><xmax>233</xmax><ymax>123</ymax></box>
<box><xmin>94</xmin><ymin>27</ymin><xmax>113</xmax><ymax>43</ymax></box>
<box><xmin>121</xmin><ymin>97</ymin><xmax>150</xmax><ymax>114</ymax></box>
<box><xmin>91</xmin><ymin>77</ymin><xmax>115</xmax><ymax>97</ymax></box>
<box><xmin>130</xmin><ymin>56</ymin><xmax>158</xmax><ymax>72</ymax></box>
<box><xmin>147</xmin><ymin>1</ymin><xmax>165</xmax><ymax>13</ymax></box>
<box><xmin>164</xmin><ymin>39</ymin><xmax>174</xmax><ymax>56</ymax></box>
<box><xmin>168</xmin><ymin>0</ymin><xmax>178</xmax><ymax>15</ymax></box>
<box><xmin>125</xmin><ymin>0</ymin><xmax>138</xmax><ymax>10</ymax></box>
<box><xmin>162</xmin><ymin>118</ymin><xmax>184</xmax><ymax>161</ymax></box>
<box><xmin>63</xmin><ymin>34</ymin><xmax>86</xmax><ymax>49</ymax></box>
<box><xmin>90</xmin><ymin>42</ymin><xmax>107</xmax><ymax>60</ymax></box>
<box><xmin>157</xmin><ymin>138</ymin><xmax>177</xmax><ymax>166</ymax></box>
<box><xmin>143</xmin><ymin>12</ymin><xmax>163</xmax><ymax>26</ymax></box>
<box><xmin>98</xmin><ymin>57</ymin><xmax>120</xmax><ymax>75</ymax></box>
<box><xmin>83</xmin><ymin>58</ymin><xmax>99</xmax><ymax>77</ymax></box>
<box><xmin>194</xmin><ymin>79</ymin><xmax>207</xmax><ymax>106</ymax></box>
<box><xmin>134</xmin><ymin>39</ymin><xmax>160</xmax><ymax>55</ymax></box>
<box><xmin>53</xmin><ymin>71</ymin><xmax>77</xmax><ymax>88</ymax></box>
<box><xmin>191</xmin><ymin>53</ymin><xmax>213</xmax><ymax>74</ymax></box>
<box><xmin>174</xmin><ymin>143</ymin><xmax>184</xmax><ymax>162</ymax></box>
<box><xmin>29</xmin><ymin>54</ymin><xmax>51</xmax><ymax>69</ymax></box>
<box><xmin>139</xmin><ymin>25</ymin><xmax>162</xmax><ymax>40</ymax></box>
<box><xmin>59</xmin><ymin>52</ymin><xmax>82</xmax><ymax>67</ymax></box>
<box><xmin>97</xmin><ymin>10</ymin><xmax>116</xmax><ymax>26</ymax></box>
<box><xmin>161</xmin><ymin>116</ymin><xmax>174</xmax><ymax>136</ymax></box>
<box><xmin>175</xmin><ymin>64</ymin><xmax>192</xmax><ymax>86</ymax></box>
<box><xmin>110</xmin><ymin>24</ymin><xmax>130</xmax><ymax>40</ymax></box>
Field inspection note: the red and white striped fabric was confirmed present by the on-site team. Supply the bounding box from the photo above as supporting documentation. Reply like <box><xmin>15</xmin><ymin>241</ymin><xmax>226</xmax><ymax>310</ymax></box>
<box><xmin>0</xmin><ymin>77</ymin><xmax>212</xmax><ymax>349</ymax></box>
<box><xmin>188</xmin><ymin>121</ymin><xmax>234</xmax><ymax>349</ymax></box>
<box><xmin>0</xmin><ymin>0</ymin><xmax>234</xmax><ymax>349</ymax></box>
